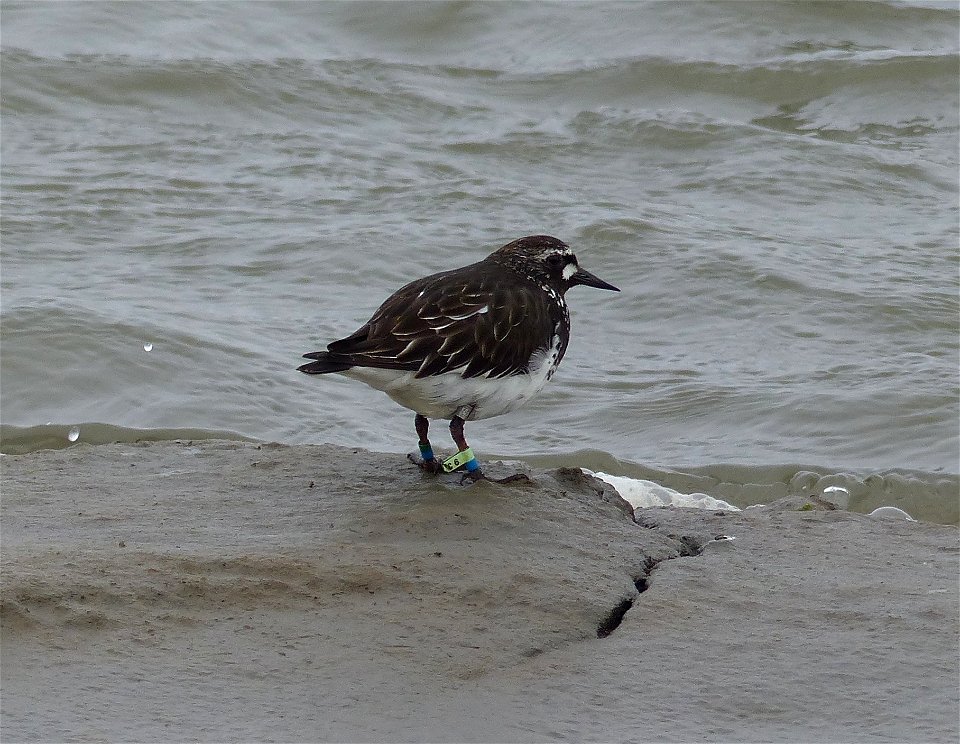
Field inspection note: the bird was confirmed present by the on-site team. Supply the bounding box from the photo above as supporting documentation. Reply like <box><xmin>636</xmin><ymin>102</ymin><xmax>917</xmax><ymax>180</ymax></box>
<box><xmin>298</xmin><ymin>235</ymin><xmax>619</xmax><ymax>483</ymax></box>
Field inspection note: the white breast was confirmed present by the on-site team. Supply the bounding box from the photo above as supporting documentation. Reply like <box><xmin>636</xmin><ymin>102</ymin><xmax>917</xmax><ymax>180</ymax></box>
<box><xmin>341</xmin><ymin>334</ymin><xmax>564</xmax><ymax>421</ymax></box>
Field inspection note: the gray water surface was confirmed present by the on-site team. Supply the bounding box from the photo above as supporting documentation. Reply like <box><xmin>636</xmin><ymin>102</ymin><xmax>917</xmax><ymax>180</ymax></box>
<box><xmin>2</xmin><ymin>2</ymin><xmax>958</xmax><ymax>517</ymax></box>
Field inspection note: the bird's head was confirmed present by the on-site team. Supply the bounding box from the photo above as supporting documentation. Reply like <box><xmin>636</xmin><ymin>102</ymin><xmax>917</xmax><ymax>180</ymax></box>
<box><xmin>491</xmin><ymin>235</ymin><xmax>620</xmax><ymax>295</ymax></box>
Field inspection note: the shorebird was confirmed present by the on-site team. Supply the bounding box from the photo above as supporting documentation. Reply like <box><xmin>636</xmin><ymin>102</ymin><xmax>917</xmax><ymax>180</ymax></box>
<box><xmin>298</xmin><ymin>235</ymin><xmax>619</xmax><ymax>482</ymax></box>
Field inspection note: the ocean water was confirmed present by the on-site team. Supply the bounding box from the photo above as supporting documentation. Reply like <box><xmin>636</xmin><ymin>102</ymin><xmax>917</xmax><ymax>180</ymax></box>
<box><xmin>2</xmin><ymin>1</ymin><xmax>958</xmax><ymax>522</ymax></box>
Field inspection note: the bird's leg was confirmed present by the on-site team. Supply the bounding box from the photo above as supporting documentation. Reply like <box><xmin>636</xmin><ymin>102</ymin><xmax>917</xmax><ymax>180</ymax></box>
<box><xmin>447</xmin><ymin>414</ymin><xmax>481</xmax><ymax>479</ymax></box>
<box><xmin>446</xmin><ymin>412</ymin><xmax>529</xmax><ymax>485</ymax></box>
<box><xmin>407</xmin><ymin>413</ymin><xmax>442</xmax><ymax>473</ymax></box>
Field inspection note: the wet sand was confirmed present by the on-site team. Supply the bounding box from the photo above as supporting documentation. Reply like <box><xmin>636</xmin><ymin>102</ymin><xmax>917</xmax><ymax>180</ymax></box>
<box><xmin>2</xmin><ymin>441</ymin><xmax>958</xmax><ymax>742</ymax></box>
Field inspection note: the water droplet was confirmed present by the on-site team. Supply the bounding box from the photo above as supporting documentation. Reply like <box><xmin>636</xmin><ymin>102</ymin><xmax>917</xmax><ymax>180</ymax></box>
<box><xmin>67</xmin><ymin>426</ymin><xmax>80</xmax><ymax>442</ymax></box>
<box><xmin>143</xmin><ymin>342</ymin><xmax>154</xmax><ymax>352</ymax></box>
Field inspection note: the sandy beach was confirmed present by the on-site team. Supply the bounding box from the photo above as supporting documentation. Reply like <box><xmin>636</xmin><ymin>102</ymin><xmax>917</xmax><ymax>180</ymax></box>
<box><xmin>2</xmin><ymin>441</ymin><xmax>957</xmax><ymax>742</ymax></box>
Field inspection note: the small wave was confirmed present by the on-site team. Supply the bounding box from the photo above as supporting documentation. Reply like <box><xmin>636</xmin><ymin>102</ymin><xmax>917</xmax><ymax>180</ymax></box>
<box><xmin>5</xmin><ymin>42</ymin><xmax>956</xmax><ymax>129</ymax></box>
<box><xmin>0</xmin><ymin>423</ymin><xmax>254</xmax><ymax>455</ymax></box>
<box><xmin>525</xmin><ymin>451</ymin><xmax>958</xmax><ymax>525</ymax></box>
<box><xmin>583</xmin><ymin>468</ymin><xmax>957</xmax><ymax>524</ymax></box>
<box><xmin>585</xmin><ymin>470</ymin><xmax>740</xmax><ymax>511</ymax></box>
<box><xmin>587</xmin><ymin>470</ymin><xmax>948</xmax><ymax>524</ymax></box>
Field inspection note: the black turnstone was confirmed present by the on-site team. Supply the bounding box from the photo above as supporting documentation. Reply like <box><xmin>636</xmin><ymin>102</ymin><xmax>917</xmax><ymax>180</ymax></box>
<box><xmin>298</xmin><ymin>235</ymin><xmax>619</xmax><ymax>482</ymax></box>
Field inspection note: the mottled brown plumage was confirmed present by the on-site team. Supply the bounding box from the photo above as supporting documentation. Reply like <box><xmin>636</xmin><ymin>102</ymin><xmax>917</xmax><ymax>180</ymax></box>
<box><xmin>298</xmin><ymin>235</ymin><xmax>618</xmax><ymax>482</ymax></box>
<box><xmin>315</xmin><ymin>268</ymin><xmax>560</xmax><ymax>380</ymax></box>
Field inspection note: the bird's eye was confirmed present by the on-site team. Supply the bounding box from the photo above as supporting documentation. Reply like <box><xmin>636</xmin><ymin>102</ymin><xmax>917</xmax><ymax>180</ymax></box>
<box><xmin>546</xmin><ymin>254</ymin><xmax>565</xmax><ymax>268</ymax></box>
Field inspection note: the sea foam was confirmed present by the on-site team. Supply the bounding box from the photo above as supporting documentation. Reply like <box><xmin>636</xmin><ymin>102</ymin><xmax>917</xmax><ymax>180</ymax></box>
<box><xmin>585</xmin><ymin>470</ymin><xmax>740</xmax><ymax>511</ymax></box>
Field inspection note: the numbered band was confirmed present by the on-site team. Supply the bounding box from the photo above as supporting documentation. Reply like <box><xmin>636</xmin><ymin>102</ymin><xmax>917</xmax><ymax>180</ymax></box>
<box><xmin>442</xmin><ymin>447</ymin><xmax>477</xmax><ymax>473</ymax></box>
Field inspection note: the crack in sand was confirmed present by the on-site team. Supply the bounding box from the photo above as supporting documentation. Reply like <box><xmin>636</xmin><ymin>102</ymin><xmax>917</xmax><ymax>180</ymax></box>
<box><xmin>596</xmin><ymin>534</ymin><xmax>706</xmax><ymax>639</ymax></box>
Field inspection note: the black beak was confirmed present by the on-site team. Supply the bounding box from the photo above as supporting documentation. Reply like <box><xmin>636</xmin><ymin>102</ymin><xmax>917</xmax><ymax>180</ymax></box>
<box><xmin>571</xmin><ymin>267</ymin><xmax>619</xmax><ymax>292</ymax></box>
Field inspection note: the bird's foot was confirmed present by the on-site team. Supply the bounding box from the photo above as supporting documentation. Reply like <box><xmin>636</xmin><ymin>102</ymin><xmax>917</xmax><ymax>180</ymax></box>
<box><xmin>495</xmin><ymin>472</ymin><xmax>533</xmax><ymax>484</ymax></box>
<box><xmin>407</xmin><ymin>452</ymin><xmax>443</xmax><ymax>474</ymax></box>
<box><xmin>440</xmin><ymin>447</ymin><xmax>534</xmax><ymax>485</ymax></box>
<box><xmin>459</xmin><ymin>469</ymin><xmax>532</xmax><ymax>486</ymax></box>
<box><xmin>410</xmin><ymin>444</ymin><xmax>532</xmax><ymax>484</ymax></box>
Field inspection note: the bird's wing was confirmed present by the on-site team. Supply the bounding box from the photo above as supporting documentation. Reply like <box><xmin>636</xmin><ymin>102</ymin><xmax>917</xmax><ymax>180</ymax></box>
<box><xmin>321</xmin><ymin>267</ymin><xmax>557</xmax><ymax>378</ymax></box>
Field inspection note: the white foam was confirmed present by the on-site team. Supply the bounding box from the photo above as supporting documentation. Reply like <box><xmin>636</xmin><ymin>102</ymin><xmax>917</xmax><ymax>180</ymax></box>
<box><xmin>868</xmin><ymin>506</ymin><xmax>917</xmax><ymax>522</ymax></box>
<box><xmin>584</xmin><ymin>471</ymin><xmax>922</xmax><ymax>521</ymax></box>
<box><xmin>584</xmin><ymin>470</ymin><xmax>740</xmax><ymax>511</ymax></box>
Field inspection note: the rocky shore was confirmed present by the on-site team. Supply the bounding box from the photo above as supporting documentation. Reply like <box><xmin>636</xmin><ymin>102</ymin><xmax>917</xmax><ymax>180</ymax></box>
<box><xmin>2</xmin><ymin>441</ymin><xmax>957</xmax><ymax>742</ymax></box>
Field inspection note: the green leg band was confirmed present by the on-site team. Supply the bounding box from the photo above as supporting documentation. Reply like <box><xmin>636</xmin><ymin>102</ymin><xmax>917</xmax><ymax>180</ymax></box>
<box><xmin>442</xmin><ymin>447</ymin><xmax>478</xmax><ymax>473</ymax></box>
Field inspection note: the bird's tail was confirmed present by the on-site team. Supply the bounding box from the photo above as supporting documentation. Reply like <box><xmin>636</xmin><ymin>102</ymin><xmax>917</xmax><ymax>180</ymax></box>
<box><xmin>298</xmin><ymin>351</ymin><xmax>353</xmax><ymax>374</ymax></box>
